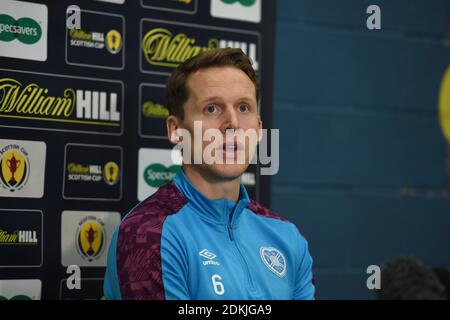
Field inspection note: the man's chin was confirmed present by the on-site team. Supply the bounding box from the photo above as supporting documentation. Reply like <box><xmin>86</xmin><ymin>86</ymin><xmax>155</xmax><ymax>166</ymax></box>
<box><xmin>203</xmin><ymin>163</ymin><xmax>249</xmax><ymax>181</ymax></box>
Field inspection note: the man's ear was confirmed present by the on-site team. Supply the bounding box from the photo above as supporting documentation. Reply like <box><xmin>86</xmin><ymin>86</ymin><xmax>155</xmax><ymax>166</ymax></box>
<box><xmin>167</xmin><ymin>115</ymin><xmax>181</xmax><ymax>144</ymax></box>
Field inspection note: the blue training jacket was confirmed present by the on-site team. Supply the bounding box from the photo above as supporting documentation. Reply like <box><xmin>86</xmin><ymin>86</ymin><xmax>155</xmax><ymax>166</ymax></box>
<box><xmin>104</xmin><ymin>169</ymin><xmax>316</xmax><ymax>300</ymax></box>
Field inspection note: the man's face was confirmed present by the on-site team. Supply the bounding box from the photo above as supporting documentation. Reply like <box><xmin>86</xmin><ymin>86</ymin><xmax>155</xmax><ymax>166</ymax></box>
<box><xmin>176</xmin><ymin>66</ymin><xmax>262</xmax><ymax>180</ymax></box>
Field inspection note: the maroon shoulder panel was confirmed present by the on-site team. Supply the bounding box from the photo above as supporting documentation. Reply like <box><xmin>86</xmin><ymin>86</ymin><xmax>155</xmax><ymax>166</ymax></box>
<box><xmin>247</xmin><ymin>199</ymin><xmax>290</xmax><ymax>223</ymax></box>
<box><xmin>116</xmin><ymin>183</ymin><xmax>187</xmax><ymax>300</ymax></box>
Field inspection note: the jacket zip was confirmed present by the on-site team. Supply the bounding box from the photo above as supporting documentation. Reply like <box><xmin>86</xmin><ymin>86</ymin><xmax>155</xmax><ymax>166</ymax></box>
<box><xmin>227</xmin><ymin>202</ymin><xmax>256</xmax><ymax>293</ymax></box>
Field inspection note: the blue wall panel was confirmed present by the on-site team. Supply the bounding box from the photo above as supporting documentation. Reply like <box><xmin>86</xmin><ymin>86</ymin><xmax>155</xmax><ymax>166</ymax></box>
<box><xmin>273</xmin><ymin>0</ymin><xmax>450</xmax><ymax>299</ymax></box>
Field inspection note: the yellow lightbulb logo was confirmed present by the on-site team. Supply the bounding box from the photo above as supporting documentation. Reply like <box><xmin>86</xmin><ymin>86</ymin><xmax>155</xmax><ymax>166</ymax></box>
<box><xmin>106</xmin><ymin>29</ymin><xmax>122</xmax><ymax>54</ymax></box>
<box><xmin>439</xmin><ymin>65</ymin><xmax>450</xmax><ymax>143</ymax></box>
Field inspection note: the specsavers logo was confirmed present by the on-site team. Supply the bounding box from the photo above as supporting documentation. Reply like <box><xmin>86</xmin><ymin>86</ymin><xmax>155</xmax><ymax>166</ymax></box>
<box><xmin>0</xmin><ymin>280</ymin><xmax>41</xmax><ymax>300</ymax></box>
<box><xmin>0</xmin><ymin>295</ymin><xmax>32</xmax><ymax>300</ymax></box>
<box><xmin>0</xmin><ymin>14</ymin><xmax>42</xmax><ymax>44</ymax></box>
<box><xmin>144</xmin><ymin>163</ymin><xmax>181</xmax><ymax>188</ymax></box>
<box><xmin>211</xmin><ymin>0</ymin><xmax>261</xmax><ymax>23</ymax></box>
<box><xmin>138</xmin><ymin>148</ymin><xmax>182</xmax><ymax>201</ymax></box>
<box><xmin>140</xmin><ymin>0</ymin><xmax>196</xmax><ymax>13</ymax></box>
<box><xmin>0</xmin><ymin>0</ymin><xmax>47</xmax><ymax>61</ymax></box>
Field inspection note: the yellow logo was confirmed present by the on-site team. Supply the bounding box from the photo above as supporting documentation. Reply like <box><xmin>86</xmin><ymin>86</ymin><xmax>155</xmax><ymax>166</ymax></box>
<box><xmin>77</xmin><ymin>217</ymin><xmax>105</xmax><ymax>262</ymax></box>
<box><xmin>106</xmin><ymin>29</ymin><xmax>122</xmax><ymax>54</ymax></box>
<box><xmin>103</xmin><ymin>161</ymin><xmax>119</xmax><ymax>186</ymax></box>
<box><xmin>141</xmin><ymin>28</ymin><xmax>219</xmax><ymax>67</ymax></box>
<box><xmin>142</xmin><ymin>100</ymin><xmax>169</xmax><ymax>118</ymax></box>
<box><xmin>0</xmin><ymin>77</ymin><xmax>120</xmax><ymax>126</ymax></box>
<box><xmin>69</xmin><ymin>29</ymin><xmax>94</xmax><ymax>41</ymax></box>
<box><xmin>0</xmin><ymin>230</ymin><xmax>37</xmax><ymax>244</ymax></box>
<box><xmin>0</xmin><ymin>78</ymin><xmax>75</xmax><ymax>118</ymax></box>
<box><xmin>439</xmin><ymin>65</ymin><xmax>450</xmax><ymax>143</ymax></box>
<box><xmin>0</xmin><ymin>145</ymin><xmax>30</xmax><ymax>192</ymax></box>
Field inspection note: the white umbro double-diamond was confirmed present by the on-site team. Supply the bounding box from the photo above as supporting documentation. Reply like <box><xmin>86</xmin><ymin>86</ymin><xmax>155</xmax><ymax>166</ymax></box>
<box><xmin>199</xmin><ymin>249</ymin><xmax>217</xmax><ymax>260</ymax></box>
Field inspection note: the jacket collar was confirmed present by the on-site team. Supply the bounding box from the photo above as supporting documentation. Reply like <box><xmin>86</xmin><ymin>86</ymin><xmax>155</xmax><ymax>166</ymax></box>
<box><xmin>173</xmin><ymin>169</ymin><xmax>250</xmax><ymax>226</ymax></box>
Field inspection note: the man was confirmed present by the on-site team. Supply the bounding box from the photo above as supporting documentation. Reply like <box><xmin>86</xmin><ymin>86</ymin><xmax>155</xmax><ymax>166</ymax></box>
<box><xmin>103</xmin><ymin>48</ymin><xmax>315</xmax><ymax>300</ymax></box>
<box><xmin>376</xmin><ymin>256</ymin><xmax>446</xmax><ymax>300</ymax></box>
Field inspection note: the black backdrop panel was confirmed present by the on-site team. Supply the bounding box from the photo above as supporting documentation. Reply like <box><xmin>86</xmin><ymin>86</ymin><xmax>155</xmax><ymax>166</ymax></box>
<box><xmin>0</xmin><ymin>0</ymin><xmax>276</xmax><ymax>300</ymax></box>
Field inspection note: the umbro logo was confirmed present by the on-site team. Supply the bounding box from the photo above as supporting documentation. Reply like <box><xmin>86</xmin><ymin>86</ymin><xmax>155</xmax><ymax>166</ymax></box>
<box><xmin>199</xmin><ymin>249</ymin><xmax>217</xmax><ymax>260</ymax></box>
<box><xmin>199</xmin><ymin>249</ymin><xmax>220</xmax><ymax>266</ymax></box>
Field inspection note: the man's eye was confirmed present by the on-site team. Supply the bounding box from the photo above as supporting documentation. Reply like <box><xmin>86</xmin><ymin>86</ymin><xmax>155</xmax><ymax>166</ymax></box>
<box><xmin>238</xmin><ymin>104</ymin><xmax>249</xmax><ymax>112</ymax></box>
<box><xmin>205</xmin><ymin>105</ymin><xmax>218</xmax><ymax>114</ymax></box>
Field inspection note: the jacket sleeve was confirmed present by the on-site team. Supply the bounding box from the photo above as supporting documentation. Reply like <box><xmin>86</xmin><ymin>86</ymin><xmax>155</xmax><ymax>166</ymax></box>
<box><xmin>103</xmin><ymin>226</ymin><xmax>122</xmax><ymax>300</ymax></box>
<box><xmin>160</xmin><ymin>218</ymin><xmax>190</xmax><ymax>300</ymax></box>
<box><xmin>293</xmin><ymin>227</ymin><xmax>316</xmax><ymax>300</ymax></box>
<box><xmin>106</xmin><ymin>214</ymin><xmax>182</xmax><ymax>300</ymax></box>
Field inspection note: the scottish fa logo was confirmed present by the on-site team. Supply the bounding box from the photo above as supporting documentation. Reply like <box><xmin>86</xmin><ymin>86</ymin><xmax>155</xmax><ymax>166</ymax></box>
<box><xmin>260</xmin><ymin>247</ymin><xmax>286</xmax><ymax>278</ymax></box>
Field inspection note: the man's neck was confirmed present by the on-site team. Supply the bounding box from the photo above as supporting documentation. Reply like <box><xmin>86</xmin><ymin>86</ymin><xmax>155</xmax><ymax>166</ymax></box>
<box><xmin>182</xmin><ymin>165</ymin><xmax>241</xmax><ymax>203</ymax></box>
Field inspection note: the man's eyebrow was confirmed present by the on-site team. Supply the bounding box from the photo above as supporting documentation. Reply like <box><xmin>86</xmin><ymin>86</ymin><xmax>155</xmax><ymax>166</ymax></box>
<box><xmin>237</xmin><ymin>96</ymin><xmax>256</xmax><ymax>103</ymax></box>
<box><xmin>199</xmin><ymin>96</ymin><xmax>256</xmax><ymax>104</ymax></box>
<box><xmin>199</xmin><ymin>96</ymin><xmax>223</xmax><ymax>104</ymax></box>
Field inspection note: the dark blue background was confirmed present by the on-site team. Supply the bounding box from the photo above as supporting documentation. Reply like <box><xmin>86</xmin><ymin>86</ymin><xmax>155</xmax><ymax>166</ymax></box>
<box><xmin>273</xmin><ymin>0</ymin><xmax>450</xmax><ymax>299</ymax></box>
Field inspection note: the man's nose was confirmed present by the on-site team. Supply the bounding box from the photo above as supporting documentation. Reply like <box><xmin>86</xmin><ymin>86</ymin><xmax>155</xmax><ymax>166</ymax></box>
<box><xmin>220</xmin><ymin>106</ymin><xmax>240</xmax><ymax>133</ymax></box>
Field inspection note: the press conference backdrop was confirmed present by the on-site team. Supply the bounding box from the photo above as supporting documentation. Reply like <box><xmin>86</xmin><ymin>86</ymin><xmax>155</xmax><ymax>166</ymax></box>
<box><xmin>0</xmin><ymin>0</ymin><xmax>276</xmax><ymax>300</ymax></box>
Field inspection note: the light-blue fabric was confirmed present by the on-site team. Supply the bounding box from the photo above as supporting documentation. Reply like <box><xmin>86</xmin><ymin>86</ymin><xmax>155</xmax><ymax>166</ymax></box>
<box><xmin>104</xmin><ymin>226</ymin><xmax>122</xmax><ymax>300</ymax></box>
<box><xmin>161</xmin><ymin>171</ymin><xmax>315</xmax><ymax>300</ymax></box>
<box><xmin>104</xmin><ymin>170</ymin><xmax>315</xmax><ymax>300</ymax></box>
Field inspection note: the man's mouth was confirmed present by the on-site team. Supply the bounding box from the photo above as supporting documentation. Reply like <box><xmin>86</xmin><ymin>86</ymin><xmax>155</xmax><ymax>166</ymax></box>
<box><xmin>219</xmin><ymin>142</ymin><xmax>244</xmax><ymax>154</ymax></box>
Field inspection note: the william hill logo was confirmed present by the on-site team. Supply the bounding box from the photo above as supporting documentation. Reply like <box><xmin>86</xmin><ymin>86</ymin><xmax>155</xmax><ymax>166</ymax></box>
<box><xmin>0</xmin><ymin>229</ymin><xmax>38</xmax><ymax>245</ymax></box>
<box><xmin>0</xmin><ymin>144</ymin><xmax>30</xmax><ymax>192</ymax></box>
<box><xmin>69</xmin><ymin>28</ymin><xmax>122</xmax><ymax>54</ymax></box>
<box><xmin>0</xmin><ymin>14</ymin><xmax>42</xmax><ymax>44</ymax></box>
<box><xmin>67</xmin><ymin>161</ymin><xmax>119</xmax><ymax>186</ymax></box>
<box><xmin>141</xmin><ymin>27</ymin><xmax>258</xmax><ymax>71</ymax></box>
<box><xmin>0</xmin><ymin>75</ymin><xmax>122</xmax><ymax>132</ymax></box>
<box><xmin>142</xmin><ymin>28</ymin><xmax>218</xmax><ymax>67</ymax></box>
<box><xmin>142</xmin><ymin>100</ymin><xmax>169</xmax><ymax>119</ymax></box>
<box><xmin>76</xmin><ymin>216</ymin><xmax>105</xmax><ymax>262</ymax></box>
